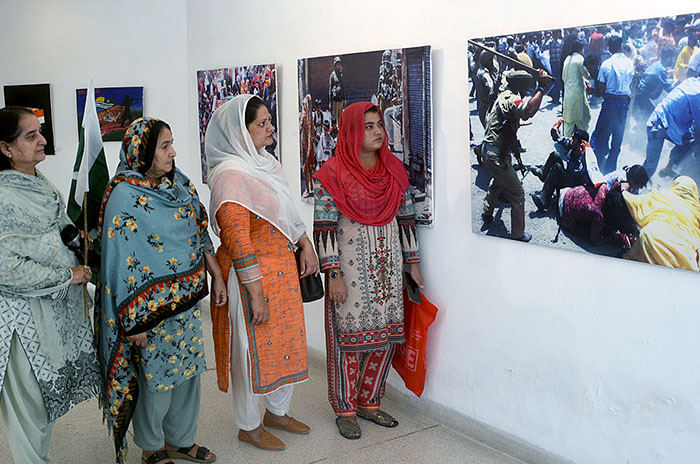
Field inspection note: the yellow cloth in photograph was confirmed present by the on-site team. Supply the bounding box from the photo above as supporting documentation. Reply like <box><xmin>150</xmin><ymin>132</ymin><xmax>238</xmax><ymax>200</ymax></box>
<box><xmin>624</xmin><ymin>177</ymin><xmax>700</xmax><ymax>270</ymax></box>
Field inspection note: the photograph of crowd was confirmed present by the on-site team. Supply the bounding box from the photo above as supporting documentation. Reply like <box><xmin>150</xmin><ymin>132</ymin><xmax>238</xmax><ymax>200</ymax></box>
<box><xmin>197</xmin><ymin>64</ymin><xmax>278</xmax><ymax>182</ymax></box>
<box><xmin>76</xmin><ymin>86</ymin><xmax>143</xmax><ymax>142</ymax></box>
<box><xmin>298</xmin><ymin>46</ymin><xmax>434</xmax><ymax>226</ymax></box>
<box><xmin>469</xmin><ymin>12</ymin><xmax>700</xmax><ymax>272</ymax></box>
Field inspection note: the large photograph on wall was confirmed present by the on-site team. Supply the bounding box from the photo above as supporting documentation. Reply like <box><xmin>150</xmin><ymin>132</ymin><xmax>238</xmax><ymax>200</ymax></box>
<box><xmin>298</xmin><ymin>46</ymin><xmax>434</xmax><ymax>226</ymax></box>
<box><xmin>197</xmin><ymin>64</ymin><xmax>278</xmax><ymax>183</ymax></box>
<box><xmin>76</xmin><ymin>86</ymin><xmax>144</xmax><ymax>142</ymax></box>
<box><xmin>469</xmin><ymin>13</ymin><xmax>700</xmax><ymax>272</ymax></box>
<box><xmin>4</xmin><ymin>83</ymin><xmax>55</xmax><ymax>155</ymax></box>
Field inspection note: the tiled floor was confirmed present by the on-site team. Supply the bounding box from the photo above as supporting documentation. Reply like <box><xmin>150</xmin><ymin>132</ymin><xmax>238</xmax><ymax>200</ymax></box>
<box><xmin>0</xmin><ymin>304</ymin><xmax>522</xmax><ymax>464</ymax></box>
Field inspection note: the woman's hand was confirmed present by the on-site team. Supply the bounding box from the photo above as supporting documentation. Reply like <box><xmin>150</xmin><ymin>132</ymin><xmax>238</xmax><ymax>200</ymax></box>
<box><xmin>126</xmin><ymin>331</ymin><xmax>148</xmax><ymax>348</ymax></box>
<box><xmin>249</xmin><ymin>294</ymin><xmax>270</xmax><ymax>325</ymax></box>
<box><xmin>296</xmin><ymin>236</ymin><xmax>320</xmax><ymax>277</ymax></box>
<box><xmin>70</xmin><ymin>265</ymin><xmax>92</xmax><ymax>285</ymax></box>
<box><xmin>327</xmin><ymin>273</ymin><xmax>347</xmax><ymax>304</ymax></box>
<box><xmin>243</xmin><ymin>280</ymin><xmax>268</xmax><ymax>325</ymax></box>
<box><xmin>204</xmin><ymin>252</ymin><xmax>227</xmax><ymax>306</ymax></box>
<box><xmin>409</xmin><ymin>263</ymin><xmax>424</xmax><ymax>289</ymax></box>
<box><xmin>211</xmin><ymin>276</ymin><xmax>227</xmax><ymax>306</ymax></box>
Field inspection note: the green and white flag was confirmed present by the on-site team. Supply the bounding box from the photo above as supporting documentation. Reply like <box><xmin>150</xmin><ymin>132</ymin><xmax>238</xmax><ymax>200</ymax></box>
<box><xmin>67</xmin><ymin>79</ymin><xmax>109</xmax><ymax>233</ymax></box>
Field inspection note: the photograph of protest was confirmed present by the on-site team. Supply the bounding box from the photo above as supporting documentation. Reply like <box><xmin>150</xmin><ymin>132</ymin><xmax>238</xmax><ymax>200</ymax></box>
<box><xmin>4</xmin><ymin>83</ymin><xmax>55</xmax><ymax>155</ymax></box>
<box><xmin>196</xmin><ymin>64</ymin><xmax>278</xmax><ymax>182</ymax></box>
<box><xmin>76</xmin><ymin>86</ymin><xmax>143</xmax><ymax>142</ymax></box>
<box><xmin>298</xmin><ymin>46</ymin><xmax>434</xmax><ymax>226</ymax></box>
<box><xmin>469</xmin><ymin>12</ymin><xmax>700</xmax><ymax>272</ymax></box>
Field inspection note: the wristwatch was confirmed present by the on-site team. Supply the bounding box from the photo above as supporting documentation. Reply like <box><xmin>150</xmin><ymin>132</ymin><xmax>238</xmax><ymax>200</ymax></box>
<box><xmin>329</xmin><ymin>270</ymin><xmax>341</xmax><ymax>280</ymax></box>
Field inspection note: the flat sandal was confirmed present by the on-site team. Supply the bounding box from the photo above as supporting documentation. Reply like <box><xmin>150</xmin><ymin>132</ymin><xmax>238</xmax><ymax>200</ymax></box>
<box><xmin>142</xmin><ymin>450</ymin><xmax>174</xmax><ymax>464</ymax></box>
<box><xmin>335</xmin><ymin>416</ymin><xmax>361</xmax><ymax>439</ymax></box>
<box><xmin>166</xmin><ymin>444</ymin><xmax>216</xmax><ymax>463</ymax></box>
<box><xmin>356</xmin><ymin>408</ymin><xmax>399</xmax><ymax>427</ymax></box>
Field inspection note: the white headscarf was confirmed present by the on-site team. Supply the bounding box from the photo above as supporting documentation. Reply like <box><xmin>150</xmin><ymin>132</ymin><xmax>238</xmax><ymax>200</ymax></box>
<box><xmin>206</xmin><ymin>94</ymin><xmax>306</xmax><ymax>243</ymax></box>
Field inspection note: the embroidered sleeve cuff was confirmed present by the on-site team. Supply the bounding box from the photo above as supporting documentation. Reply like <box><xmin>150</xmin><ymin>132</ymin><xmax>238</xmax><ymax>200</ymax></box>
<box><xmin>403</xmin><ymin>251</ymin><xmax>420</xmax><ymax>264</ymax></box>
<box><xmin>320</xmin><ymin>255</ymin><xmax>340</xmax><ymax>271</ymax></box>
<box><xmin>398</xmin><ymin>221</ymin><xmax>419</xmax><ymax>256</ymax></box>
<box><xmin>233</xmin><ymin>254</ymin><xmax>263</xmax><ymax>284</ymax></box>
<box><xmin>314</xmin><ymin>224</ymin><xmax>340</xmax><ymax>272</ymax></box>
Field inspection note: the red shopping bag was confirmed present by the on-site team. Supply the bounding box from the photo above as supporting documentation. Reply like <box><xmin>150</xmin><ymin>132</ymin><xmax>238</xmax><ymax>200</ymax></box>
<box><xmin>392</xmin><ymin>288</ymin><xmax>438</xmax><ymax>397</ymax></box>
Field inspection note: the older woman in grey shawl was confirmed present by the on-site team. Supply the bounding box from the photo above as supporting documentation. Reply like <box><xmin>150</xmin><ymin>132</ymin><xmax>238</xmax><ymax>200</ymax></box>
<box><xmin>0</xmin><ymin>107</ymin><xmax>100</xmax><ymax>463</ymax></box>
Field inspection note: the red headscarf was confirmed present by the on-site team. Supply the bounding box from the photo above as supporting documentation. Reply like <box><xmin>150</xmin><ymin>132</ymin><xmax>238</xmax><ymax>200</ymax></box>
<box><xmin>314</xmin><ymin>102</ymin><xmax>409</xmax><ymax>226</ymax></box>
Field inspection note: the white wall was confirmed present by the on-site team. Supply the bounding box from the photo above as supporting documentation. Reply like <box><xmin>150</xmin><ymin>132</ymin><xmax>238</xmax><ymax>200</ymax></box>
<box><xmin>0</xmin><ymin>0</ymin><xmax>200</xmax><ymax>199</ymax></box>
<box><xmin>3</xmin><ymin>1</ymin><xmax>699</xmax><ymax>463</ymax></box>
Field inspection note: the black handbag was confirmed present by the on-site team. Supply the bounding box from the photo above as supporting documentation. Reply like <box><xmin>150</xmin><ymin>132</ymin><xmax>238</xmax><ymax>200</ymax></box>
<box><xmin>295</xmin><ymin>248</ymin><xmax>324</xmax><ymax>302</ymax></box>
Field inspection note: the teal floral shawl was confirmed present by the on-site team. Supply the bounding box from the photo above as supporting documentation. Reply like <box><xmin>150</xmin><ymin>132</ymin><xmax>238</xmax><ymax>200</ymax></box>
<box><xmin>96</xmin><ymin>118</ymin><xmax>214</xmax><ymax>463</ymax></box>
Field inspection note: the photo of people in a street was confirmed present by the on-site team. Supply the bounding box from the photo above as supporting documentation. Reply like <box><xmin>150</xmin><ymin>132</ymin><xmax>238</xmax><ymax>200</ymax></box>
<box><xmin>469</xmin><ymin>12</ymin><xmax>700</xmax><ymax>272</ymax></box>
<box><xmin>197</xmin><ymin>64</ymin><xmax>278</xmax><ymax>182</ymax></box>
<box><xmin>298</xmin><ymin>46</ymin><xmax>434</xmax><ymax>226</ymax></box>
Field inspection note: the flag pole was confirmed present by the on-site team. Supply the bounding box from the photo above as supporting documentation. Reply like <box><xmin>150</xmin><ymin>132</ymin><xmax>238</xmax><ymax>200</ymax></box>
<box><xmin>83</xmin><ymin>192</ymin><xmax>89</xmax><ymax>321</ymax></box>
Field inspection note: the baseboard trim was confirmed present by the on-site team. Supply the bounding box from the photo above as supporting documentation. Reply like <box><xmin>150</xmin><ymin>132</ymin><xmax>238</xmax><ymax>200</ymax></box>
<box><xmin>307</xmin><ymin>347</ymin><xmax>574</xmax><ymax>464</ymax></box>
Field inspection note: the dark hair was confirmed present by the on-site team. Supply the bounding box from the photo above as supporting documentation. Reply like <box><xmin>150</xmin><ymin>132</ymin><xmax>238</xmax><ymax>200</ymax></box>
<box><xmin>661</xmin><ymin>46</ymin><xmax>677</xmax><ymax>63</ymax></box>
<box><xmin>603</xmin><ymin>187</ymin><xmax>637</xmax><ymax>234</ymax></box>
<box><xmin>560</xmin><ymin>34</ymin><xmax>583</xmax><ymax>78</ymax></box>
<box><xmin>0</xmin><ymin>106</ymin><xmax>34</xmax><ymax>171</ymax></box>
<box><xmin>478</xmin><ymin>51</ymin><xmax>494</xmax><ymax>67</ymax></box>
<box><xmin>608</xmin><ymin>36</ymin><xmax>623</xmax><ymax>54</ymax></box>
<box><xmin>244</xmin><ymin>96</ymin><xmax>266</xmax><ymax>127</ymax></box>
<box><xmin>662</xmin><ymin>18</ymin><xmax>675</xmax><ymax>36</ymax></box>
<box><xmin>572</xmin><ymin>128</ymin><xmax>590</xmax><ymax>143</ymax></box>
<box><xmin>626</xmin><ymin>164</ymin><xmax>649</xmax><ymax>188</ymax></box>
<box><xmin>138</xmin><ymin>119</ymin><xmax>172</xmax><ymax>175</ymax></box>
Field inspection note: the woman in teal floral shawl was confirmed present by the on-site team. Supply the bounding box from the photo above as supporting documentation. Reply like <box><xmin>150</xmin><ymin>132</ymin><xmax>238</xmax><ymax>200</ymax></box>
<box><xmin>97</xmin><ymin>118</ymin><xmax>225</xmax><ymax>464</ymax></box>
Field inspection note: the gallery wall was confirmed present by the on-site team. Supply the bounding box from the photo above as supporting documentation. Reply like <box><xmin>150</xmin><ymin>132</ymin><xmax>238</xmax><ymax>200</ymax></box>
<box><xmin>2</xmin><ymin>0</ymin><xmax>698</xmax><ymax>463</ymax></box>
<box><xmin>0</xmin><ymin>0</ymin><xmax>200</xmax><ymax>199</ymax></box>
<box><xmin>186</xmin><ymin>1</ymin><xmax>699</xmax><ymax>463</ymax></box>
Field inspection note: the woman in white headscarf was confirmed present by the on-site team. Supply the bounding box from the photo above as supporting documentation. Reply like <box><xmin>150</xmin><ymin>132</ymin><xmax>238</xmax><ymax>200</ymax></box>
<box><xmin>206</xmin><ymin>94</ymin><xmax>319</xmax><ymax>451</ymax></box>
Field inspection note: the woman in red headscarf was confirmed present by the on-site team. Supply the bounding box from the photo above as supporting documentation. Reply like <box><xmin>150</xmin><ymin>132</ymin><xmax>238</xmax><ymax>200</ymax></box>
<box><xmin>313</xmin><ymin>102</ymin><xmax>424</xmax><ymax>440</ymax></box>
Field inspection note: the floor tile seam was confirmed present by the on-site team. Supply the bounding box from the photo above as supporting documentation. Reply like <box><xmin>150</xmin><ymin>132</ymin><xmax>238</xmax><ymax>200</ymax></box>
<box><xmin>378</xmin><ymin>423</ymin><xmax>440</xmax><ymax>443</ymax></box>
<box><xmin>327</xmin><ymin>424</ymin><xmax>441</xmax><ymax>459</ymax></box>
